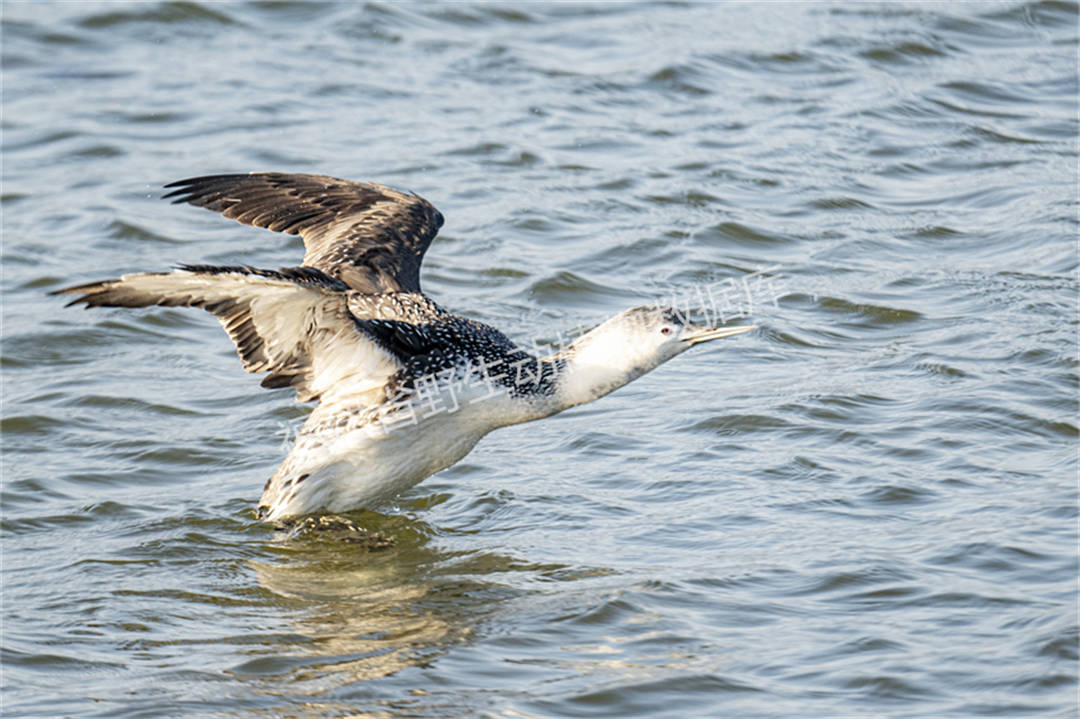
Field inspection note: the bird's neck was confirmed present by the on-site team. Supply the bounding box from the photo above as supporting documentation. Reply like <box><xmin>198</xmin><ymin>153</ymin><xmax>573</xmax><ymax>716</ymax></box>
<box><xmin>548</xmin><ymin>351</ymin><xmax>648</xmax><ymax>413</ymax></box>
<box><xmin>482</xmin><ymin>320</ymin><xmax>668</xmax><ymax>429</ymax></box>
<box><xmin>543</xmin><ymin>321</ymin><xmax>665</xmax><ymax>414</ymax></box>
<box><xmin>481</xmin><ymin>352</ymin><xmax>638</xmax><ymax>431</ymax></box>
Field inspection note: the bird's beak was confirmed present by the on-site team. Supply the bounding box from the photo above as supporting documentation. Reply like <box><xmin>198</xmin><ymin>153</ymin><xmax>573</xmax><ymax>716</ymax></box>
<box><xmin>683</xmin><ymin>323</ymin><xmax>757</xmax><ymax>346</ymax></box>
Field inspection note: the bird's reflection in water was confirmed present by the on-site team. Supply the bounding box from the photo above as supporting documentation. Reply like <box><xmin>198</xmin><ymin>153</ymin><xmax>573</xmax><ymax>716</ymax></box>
<box><xmin>243</xmin><ymin>508</ymin><xmax>566</xmax><ymax>702</ymax></box>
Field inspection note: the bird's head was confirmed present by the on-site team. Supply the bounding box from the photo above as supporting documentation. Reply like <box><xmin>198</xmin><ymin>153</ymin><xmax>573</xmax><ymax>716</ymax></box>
<box><xmin>552</xmin><ymin>306</ymin><xmax>756</xmax><ymax>408</ymax></box>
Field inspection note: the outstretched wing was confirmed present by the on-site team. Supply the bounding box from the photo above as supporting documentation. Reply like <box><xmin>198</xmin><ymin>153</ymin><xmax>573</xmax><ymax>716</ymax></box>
<box><xmin>54</xmin><ymin>266</ymin><xmax>403</xmax><ymax>404</ymax></box>
<box><xmin>163</xmin><ymin>173</ymin><xmax>444</xmax><ymax>295</ymax></box>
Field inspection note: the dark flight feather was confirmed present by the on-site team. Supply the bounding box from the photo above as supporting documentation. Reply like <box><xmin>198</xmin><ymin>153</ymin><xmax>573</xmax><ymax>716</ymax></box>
<box><xmin>163</xmin><ymin>172</ymin><xmax>444</xmax><ymax>295</ymax></box>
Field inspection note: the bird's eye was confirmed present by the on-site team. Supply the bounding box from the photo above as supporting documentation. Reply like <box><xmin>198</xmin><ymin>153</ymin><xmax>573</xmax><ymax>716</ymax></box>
<box><xmin>661</xmin><ymin>327</ymin><xmax>671</xmax><ymax>335</ymax></box>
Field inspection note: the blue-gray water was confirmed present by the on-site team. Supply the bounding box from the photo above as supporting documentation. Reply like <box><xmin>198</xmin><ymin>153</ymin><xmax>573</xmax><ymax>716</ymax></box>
<box><xmin>2</xmin><ymin>2</ymin><xmax>1077</xmax><ymax>717</ymax></box>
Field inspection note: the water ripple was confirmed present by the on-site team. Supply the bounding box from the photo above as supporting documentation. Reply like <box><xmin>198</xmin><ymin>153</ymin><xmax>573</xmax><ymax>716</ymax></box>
<box><xmin>2</xmin><ymin>1</ymin><xmax>1076</xmax><ymax>717</ymax></box>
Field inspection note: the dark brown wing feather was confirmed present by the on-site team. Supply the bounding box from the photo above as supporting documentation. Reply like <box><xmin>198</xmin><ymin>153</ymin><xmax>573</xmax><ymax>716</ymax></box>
<box><xmin>163</xmin><ymin>173</ymin><xmax>444</xmax><ymax>295</ymax></box>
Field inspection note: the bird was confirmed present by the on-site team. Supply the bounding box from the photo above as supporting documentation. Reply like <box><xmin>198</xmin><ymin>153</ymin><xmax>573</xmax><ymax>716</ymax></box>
<box><xmin>55</xmin><ymin>172</ymin><xmax>756</xmax><ymax>522</ymax></box>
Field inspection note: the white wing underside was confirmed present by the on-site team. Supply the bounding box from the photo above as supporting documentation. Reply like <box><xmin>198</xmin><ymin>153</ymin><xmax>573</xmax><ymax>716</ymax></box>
<box><xmin>61</xmin><ymin>269</ymin><xmax>402</xmax><ymax>405</ymax></box>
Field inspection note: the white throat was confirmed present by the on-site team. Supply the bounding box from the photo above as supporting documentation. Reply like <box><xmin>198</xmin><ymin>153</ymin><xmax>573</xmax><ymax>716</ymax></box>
<box><xmin>550</xmin><ymin>319</ymin><xmax>675</xmax><ymax>411</ymax></box>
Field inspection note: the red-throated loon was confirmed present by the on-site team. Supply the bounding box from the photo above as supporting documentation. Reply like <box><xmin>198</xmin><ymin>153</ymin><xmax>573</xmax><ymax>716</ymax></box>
<box><xmin>55</xmin><ymin>172</ymin><xmax>756</xmax><ymax>521</ymax></box>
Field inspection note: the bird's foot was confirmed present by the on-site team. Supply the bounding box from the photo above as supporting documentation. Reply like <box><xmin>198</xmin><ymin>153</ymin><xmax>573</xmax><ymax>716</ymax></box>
<box><xmin>273</xmin><ymin>514</ymin><xmax>395</xmax><ymax>549</ymax></box>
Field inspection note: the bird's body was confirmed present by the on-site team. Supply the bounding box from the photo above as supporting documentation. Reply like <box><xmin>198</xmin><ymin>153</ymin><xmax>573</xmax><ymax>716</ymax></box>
<box><xmin>56</xmin><ymin>173</ymin><xmax>755</xmax><ymax>520</ymax></box>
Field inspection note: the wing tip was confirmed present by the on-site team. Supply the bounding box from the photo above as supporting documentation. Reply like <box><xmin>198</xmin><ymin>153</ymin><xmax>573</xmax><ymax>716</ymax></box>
<box><xmin>162</xmin><ymin>173</ymin><xmax>266</xmax><ymax>203</ymax></box>
<box><xmin>50</xmin><ymin>280</ymin><xmax>112</xmax><ymax>307</ymax></box>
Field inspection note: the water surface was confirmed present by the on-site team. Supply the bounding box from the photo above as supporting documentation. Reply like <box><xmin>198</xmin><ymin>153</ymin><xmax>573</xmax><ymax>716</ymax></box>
<box><xmin>2</xmin><ymin>2</ymin><xmax>1077</xmax><ymax>717</ymax></box>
